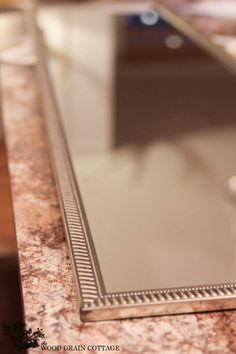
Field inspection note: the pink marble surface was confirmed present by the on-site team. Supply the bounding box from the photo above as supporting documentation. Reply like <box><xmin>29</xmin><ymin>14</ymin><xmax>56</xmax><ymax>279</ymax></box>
<box><xmin>1</xmin><ymin>2</ymin><xmax>236</xmax><ymax>353</ymax></box>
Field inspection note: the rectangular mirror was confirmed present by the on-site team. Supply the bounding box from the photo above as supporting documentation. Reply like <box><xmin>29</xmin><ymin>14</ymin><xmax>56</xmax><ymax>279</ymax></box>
<box><xmin>36</xmin><ymin>3</ymin><xmax>236</xmax><ymax>321</ymax></box>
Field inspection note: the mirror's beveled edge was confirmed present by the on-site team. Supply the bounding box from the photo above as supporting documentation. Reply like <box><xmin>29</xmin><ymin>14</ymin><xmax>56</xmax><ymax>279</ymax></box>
<box><xmin>155</xmin><ymin>4</ymin><xmax>236</xmax><ymax>77</ymax></box>
<box><xmin>27</xmin><ymin>5</ymin><xmax>236</xmax><ymax>322</ymax></box>
<box><xmin>81</xmin><ymin>294</ymin><xmax>236</xmax><ymax>322</ymax></box>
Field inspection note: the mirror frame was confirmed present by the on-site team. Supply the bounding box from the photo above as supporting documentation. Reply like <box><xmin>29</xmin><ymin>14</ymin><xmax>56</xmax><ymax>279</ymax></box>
<box><xmin>29</xmin><ymin>3</ymin><xmax>236</xmax><ymax>321</ymax></box>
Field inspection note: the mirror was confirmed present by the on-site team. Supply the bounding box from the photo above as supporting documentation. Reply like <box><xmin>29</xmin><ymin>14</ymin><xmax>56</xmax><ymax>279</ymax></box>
<box><xmin>37</xmin><ymin>3</ymin><xmax>236</xmax><ymax>321</ymax></box>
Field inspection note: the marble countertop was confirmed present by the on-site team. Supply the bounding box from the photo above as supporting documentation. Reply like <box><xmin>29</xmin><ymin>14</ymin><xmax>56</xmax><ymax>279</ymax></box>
<box><xmin>1</xmin><ymin>1</ymin><xmax>236</xmax><ymax>353</ymax></box>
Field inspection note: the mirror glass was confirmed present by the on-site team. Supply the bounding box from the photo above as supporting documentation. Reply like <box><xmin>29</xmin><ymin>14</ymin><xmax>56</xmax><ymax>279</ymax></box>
<box><xmin>40</xmin><ymin>4</ymin><xmax>236</xmax><ymax>293</ymax></box>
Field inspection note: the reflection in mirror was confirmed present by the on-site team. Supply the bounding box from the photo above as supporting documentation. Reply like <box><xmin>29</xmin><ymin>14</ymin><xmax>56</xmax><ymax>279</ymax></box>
<box><xmin>40</xmin><ymin>5</ymin><xmax>236</xmax><ymax>294</ymax></box>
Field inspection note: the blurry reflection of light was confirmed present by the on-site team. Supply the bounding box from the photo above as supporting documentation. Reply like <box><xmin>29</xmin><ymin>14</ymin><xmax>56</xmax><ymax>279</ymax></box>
<box><xmin>140</xmin><ymin>11</ymin><xmax>159</xmax><ymax>26</ymax></box>
<box><xmin>165</xmin><ymin>34</ymin><xmax>183</xmax><ymax>49</ymax></box>
<box><xmin>228</xmin><ymin>176</ymin><xmax>236</xmax><ymax>192</ymax></box>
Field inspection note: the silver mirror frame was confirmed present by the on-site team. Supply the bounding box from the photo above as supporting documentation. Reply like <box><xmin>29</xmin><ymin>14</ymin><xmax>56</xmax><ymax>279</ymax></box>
<box><xmin>29</xmin><ymin>4</ymin><xmax>236</xmax><ymax>321</ymax></box>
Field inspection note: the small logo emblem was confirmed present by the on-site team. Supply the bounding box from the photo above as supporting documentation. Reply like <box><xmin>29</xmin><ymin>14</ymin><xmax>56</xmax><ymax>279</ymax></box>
<box><xmin>1</xmin><ymin>322</ymin><xmax>45</xmax><ymax>352</ymax></box>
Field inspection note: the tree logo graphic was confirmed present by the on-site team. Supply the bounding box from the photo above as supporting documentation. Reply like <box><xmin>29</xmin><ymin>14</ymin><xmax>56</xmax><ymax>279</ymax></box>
<box><xmin>1</xmin><ymin>322</ymin><xmax>45</xmax><ymax>352</ymax></box>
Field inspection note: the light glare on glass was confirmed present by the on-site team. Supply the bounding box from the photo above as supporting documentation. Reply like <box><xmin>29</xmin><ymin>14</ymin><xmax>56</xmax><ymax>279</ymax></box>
<box><xmin>165</xmin><ymin>34</ymin><xmax>184</xmax><ymax>49</ymax></box>
<box><xmin>140</xmin><ymin>11</ymin><xmax>159</xmax><ymax>26</ymax></box>
<box><xmin>228</xmin><ymin>176</ymin><xmax>236</xmax><ymax>192</ymax></box>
